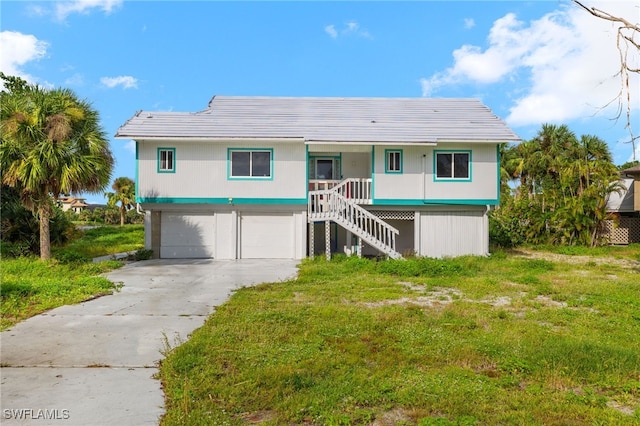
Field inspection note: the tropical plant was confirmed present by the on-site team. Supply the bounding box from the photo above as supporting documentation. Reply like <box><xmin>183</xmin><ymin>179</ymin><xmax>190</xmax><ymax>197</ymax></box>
<box><xmin>0</xmin><ymin>73</ymin><xmax>114</xmax><ymax>260</ymax></box>
<box><xmin>492</xmin><ymin>124</ymin><xmax>621</xmax><ymax>247</ymax></box>
<box><xmin>106</xmin><ymin>177</ymin><xmax>136</xmax><ymax>226</ymax></box>
<box><xmin>0</xmin><ymin>185</ymin><xmax>76</xmax><ymax>256</ymax></box>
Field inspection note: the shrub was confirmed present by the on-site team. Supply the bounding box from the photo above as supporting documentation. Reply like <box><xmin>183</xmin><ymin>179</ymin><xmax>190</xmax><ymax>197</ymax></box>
<box><xmin>55</xmin><ymin>249</ymin><xmax>90</xmax><ymax>264</ymax></box>
<box><xmin>489</xmin><ymin>208</ymin><xmax>525</xmax><ymax>248</ymax></box>
<box><xmin>135</xmin><ymin>249</ymin><xmax>153</xmax><ymax>261</ymax></box>
<box><xmin>0</xmin><ymin>185</ymin><xmax>77</xmax><ymax>256</ymax></box>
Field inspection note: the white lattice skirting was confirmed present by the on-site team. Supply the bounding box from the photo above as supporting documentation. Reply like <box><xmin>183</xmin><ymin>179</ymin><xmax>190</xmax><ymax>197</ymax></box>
<box><xmin>602</xmin><ymin>217</ymin><xmax>640</xmax><ymax>244</ymax></box>
<box><xmin>370</xmin><ymin>211</ymin><xmax>415</xmax><ymax>220</ymax></box>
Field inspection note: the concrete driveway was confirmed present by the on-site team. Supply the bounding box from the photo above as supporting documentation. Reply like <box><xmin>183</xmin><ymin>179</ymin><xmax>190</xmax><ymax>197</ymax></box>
<box><xmin>0</xmin><ymin>259</ymin><xmax>299</xmax><ymax>425</ymax></box>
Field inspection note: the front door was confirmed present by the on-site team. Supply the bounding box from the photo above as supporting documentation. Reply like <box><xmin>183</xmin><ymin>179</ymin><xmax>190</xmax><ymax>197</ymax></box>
<box><xmin>316</xmin><ymin>159</ymin><xmax>335</xmax><ymax>180</ymax></box>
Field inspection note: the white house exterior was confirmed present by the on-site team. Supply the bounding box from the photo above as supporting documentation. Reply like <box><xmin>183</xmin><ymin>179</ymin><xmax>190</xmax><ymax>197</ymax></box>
<box><xmin>115</xmin><ymin>96</ymin><xmax>520</xmax><ymax>260</ymax></box>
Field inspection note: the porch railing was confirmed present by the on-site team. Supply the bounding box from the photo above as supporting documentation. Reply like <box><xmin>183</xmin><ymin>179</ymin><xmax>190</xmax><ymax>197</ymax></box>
<box><xmin>309</xmin><ymin>178</ymin><xmax>372</xmax><ymax>204</ymax></box>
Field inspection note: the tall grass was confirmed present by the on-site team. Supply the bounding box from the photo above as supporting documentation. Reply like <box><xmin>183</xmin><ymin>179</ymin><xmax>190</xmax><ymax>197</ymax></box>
<box><xmin>160</xmin><ymin>251</ymin><xmax>640</xmax><ymax>425</ymax></box>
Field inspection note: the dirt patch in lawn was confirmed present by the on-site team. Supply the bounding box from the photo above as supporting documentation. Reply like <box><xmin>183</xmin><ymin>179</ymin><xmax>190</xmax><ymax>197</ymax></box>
<box><xmin>511</xmin><ymin>249</ymin><xmax>640</xmax><ymax>270</ymax></box>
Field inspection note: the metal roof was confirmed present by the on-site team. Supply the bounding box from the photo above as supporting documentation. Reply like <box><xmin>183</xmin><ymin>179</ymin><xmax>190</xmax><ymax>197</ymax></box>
<box><xmin>115</xmin><ymin>96</ymin><xmax>521</xmax><ymax>143</ymax></box>
<box><xmin>622</xmin><ymin>164</ymin><xmax>640</xmax><ymax>175</ymax></box>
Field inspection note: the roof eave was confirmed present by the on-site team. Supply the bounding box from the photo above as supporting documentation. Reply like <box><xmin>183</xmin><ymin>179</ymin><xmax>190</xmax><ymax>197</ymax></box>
<box><xmin>113</xmin><ymin>135</ymin><xmax>306</xmax><ymax>143</ymax></box>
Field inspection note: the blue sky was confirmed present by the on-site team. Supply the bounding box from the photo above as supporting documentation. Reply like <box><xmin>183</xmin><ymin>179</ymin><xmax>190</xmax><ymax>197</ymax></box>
<box><xmin>1</xmin><ymin>0</ymin><xmax>638</xmax><ymax>204</ymax></box>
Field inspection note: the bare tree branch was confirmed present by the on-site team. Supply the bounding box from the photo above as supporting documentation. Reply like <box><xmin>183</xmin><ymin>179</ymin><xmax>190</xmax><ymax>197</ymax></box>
<box><xmin>573</xmin><ymin>0</ymin><xmax>639</xmax><ymax>160</ymax></box>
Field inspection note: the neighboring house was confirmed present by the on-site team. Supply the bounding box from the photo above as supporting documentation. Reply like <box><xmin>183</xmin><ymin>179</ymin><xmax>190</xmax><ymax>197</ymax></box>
<box><xmin>59</xmin><ymin>196</ymin><xmax>88</xmax><ymax>213</ymax></box>
<box><xmin>605</xmin><ymin>164</ymin><xmax>640</xmax><ymax>244</ymax></box>
<box><xmin>115</xmin><ymin>96</ymin><xmax>520</xmax><ymax>260</ymax></box>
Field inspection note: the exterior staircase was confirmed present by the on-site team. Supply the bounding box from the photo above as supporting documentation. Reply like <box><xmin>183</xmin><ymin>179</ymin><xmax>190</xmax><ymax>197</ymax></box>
<box><xmin>308</xmin><ymin>179</ymin><xmax>402</xmax><ymax>259</ymax></box>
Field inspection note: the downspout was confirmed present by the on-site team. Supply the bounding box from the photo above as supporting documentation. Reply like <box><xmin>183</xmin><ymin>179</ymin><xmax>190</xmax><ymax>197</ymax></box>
<box><xmin>136</xmin><ymin>202</ymin><xmax>145</xmax><ymax>215</ymax></box>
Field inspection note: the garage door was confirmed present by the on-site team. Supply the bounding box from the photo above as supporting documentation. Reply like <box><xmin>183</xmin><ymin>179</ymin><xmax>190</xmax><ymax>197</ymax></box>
<box><xmin>240</xmin><ymin>213</ymin><xmax>294</xmax><ymax>259</ymax></box>
<box><xmin>161</xmin><ymin>213</ymin><xmax>215</xmax><ymax>258</ymax></box>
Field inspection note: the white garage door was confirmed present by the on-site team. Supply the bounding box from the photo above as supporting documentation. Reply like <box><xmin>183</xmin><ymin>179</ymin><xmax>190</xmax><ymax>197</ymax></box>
<box><xmin>240</xmin><ymin>213</ymin><xmax>294</xmax><ymax>259</ymax></box>
<box><xmin>161</xmin><ymin>213</ymin><xmax>215</xmax><ymax>258</ymax></box>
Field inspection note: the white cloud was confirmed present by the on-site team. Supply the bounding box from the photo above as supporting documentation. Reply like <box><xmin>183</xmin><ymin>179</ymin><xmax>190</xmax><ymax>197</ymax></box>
<box><xmin>64</xmin><ymin>73</ymin><xmax>85</xmax><ymax>86</ymax></box>
<box><xmin>464</xmin><ymin>18</ymin><xmax>475</xmax><ymax>29</ymax></box>
<box><xmin>100</xmin><ymin>75</ymin><xmax>138</xmax><ymax>89</ymax></box>
<box><xmin>421</xmin><ymin>2</ymin><xmax>639</xmax><ymax>128</ymax></box>
<box><xmin>55</xmin><ymin>0</ymin><xmax>122</xmax><ymax>21</ymax></box>
<box><xmin>324</xmin><ymin>25</ymin><xmax>338</xmax><ymax>39</ymax></box>
<box><xmin>325</xmin><ymin>21</ymin><xmax>372</xmax><ymax>39</ymax></box>
<box><xmin>0</xmin><ymin>31</ymin><xmax>48</xmax><ymax>83</ymax></box>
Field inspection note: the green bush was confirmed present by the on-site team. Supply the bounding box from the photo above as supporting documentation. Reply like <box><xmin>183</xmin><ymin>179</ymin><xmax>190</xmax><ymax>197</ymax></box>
<box><xmin>0</xmin><ymin>241</ymin><xmax>32</xmax><ymax>258</ymax></box>
<box><xmin>55</xmin><ymin>249</ymin><xmax>90</xmax><ymax>264</ymax></box>
<box><xmin>489</xmin><ymin>209</ymin><xmax>525</xmax><ymax>248</ymax></box>
<box><xmin>1</xmin><ymin>185</ymin><xmax>77</xmax><ymax>257</ymax></box>
<box><xmin>126</xmin><ymin>209</ymin><xmax>144</xmax><ymax>224</ymax></box>
<box><xmin>135</xmin><ymin>249</ymin><xmax>153</xmax><ymax>261</ymax></box>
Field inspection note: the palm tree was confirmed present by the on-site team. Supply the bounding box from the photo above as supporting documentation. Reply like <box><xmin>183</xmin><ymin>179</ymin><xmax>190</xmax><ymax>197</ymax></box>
<box><xmin>0</xmin><ymin>74</ymin><xmax>114</xmax><ymax>260</ymax></box>
<box><xmin>106</xmin><ymin>177</ymin><xmax>136</xmax><ymax>226</ymax></box>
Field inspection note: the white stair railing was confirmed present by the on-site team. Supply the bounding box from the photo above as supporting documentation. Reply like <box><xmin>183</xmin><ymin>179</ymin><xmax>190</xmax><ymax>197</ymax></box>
<box><xmin>308</xmin><ymin>190</ymin><xmax>401</xmax><ymax>259</ymax></box>
<box><xmin>330</xmin><ymin>178</ymin><xmax>372</xmax><ymax>205</ymax></box>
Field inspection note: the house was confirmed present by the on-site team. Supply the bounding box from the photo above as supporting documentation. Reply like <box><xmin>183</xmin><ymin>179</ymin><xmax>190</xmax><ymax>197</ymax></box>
<box><xmin>115</xmin><ymin>96</ymin><xmax>520</xmax><ymax>260</ymax></box>
<box><xmin>58</xmin><ymin>196</ymin><xmax>88</xmax><ymax>213</ymax></box>
<box><xmin>604</xmin><ymin>164</ymin><xmax>640</xmax><ymax>244</ymax></box>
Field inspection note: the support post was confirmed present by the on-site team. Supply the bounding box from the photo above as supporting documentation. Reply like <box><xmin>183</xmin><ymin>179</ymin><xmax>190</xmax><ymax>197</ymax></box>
<box><xmin>309</xmin><ymin>222</ymin><xmax>315</xmax><ymax>259</ymax></box>
<box><xmin>325</xmin><ymin>220</ymin><xmax>331</xmax><ymax>261</ymax></box>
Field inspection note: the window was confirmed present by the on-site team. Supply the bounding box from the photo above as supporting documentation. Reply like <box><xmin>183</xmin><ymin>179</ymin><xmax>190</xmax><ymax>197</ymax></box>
<box><xmin>435</xmin><ymin>151</ymin><xmax>471</xmax><ymax>180</ymax></box>
<box><xmin>309</xmin><ymin>157</ymin><xmax>341</xmax><ymax>180</ymax></box>
<box><xmin>385</xmin><ymin>150</ymin><xmax>403</xmax><ymax>173</ymax></box>
<box><xmin>158</xmin><ymin>148</ymin><xmax>175</xmax><ymax>173</ymax></box>
<box><xmin>228</xmin><ymin>149</ymin><xmax>272</xmax><ymax>179</ymax></box>
<box><xmin>316</xmin><ymin>159</ymin><xmax>334</xmax><ymax>179</ymax></box>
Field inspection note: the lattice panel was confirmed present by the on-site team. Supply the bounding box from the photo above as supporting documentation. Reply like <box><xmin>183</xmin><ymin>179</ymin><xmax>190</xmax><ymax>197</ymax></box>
<box><xmin>371</xmin><ymin>211</ymin><xmax>415</xmax><ymax>220</ymax></box>
<box><xmin>602</xmin><ymin>218</ymin><xmax>640</xmax><ymax>244</ymax></box>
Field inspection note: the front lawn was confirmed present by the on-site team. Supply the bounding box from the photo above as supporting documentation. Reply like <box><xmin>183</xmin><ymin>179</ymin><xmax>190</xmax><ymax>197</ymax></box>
<box><xmin>53</xmin><ymin>224</ymin><xmax>144</xmax><ymax>261</ymax></box>
<box><xmin>159</xmin><ymin>250</ymin><xmax>640</xmax><ymax>425</ymax></box>
<box><xmin>1</xmin><ymin>225</ymin><xmax>144</xmax><ymax>330</ymax></box>
<box><xmin>0</xmin><ymin>258</ymin><xmax>121</xmax><ymax>330</ymax></box>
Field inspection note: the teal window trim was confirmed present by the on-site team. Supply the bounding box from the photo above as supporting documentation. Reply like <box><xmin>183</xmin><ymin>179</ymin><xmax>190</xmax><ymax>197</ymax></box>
<box><xmin>157</xmin><ymin>147</ymin><xmax>176</xmax><ymax>173</ymax></box>
<box><xmin>434</xmin><ymin>150</ymin><xmax>472</xmax><ymax>182</ymax></box>
<box><xmin>227</xmin><ymin>148</ymin><xmax>274</xmax><ymax>180</ymax></box>
<box><xmin>384</xmin><ymin>149</ymin><xmax>403</xmax><ymax>174</ymax></box>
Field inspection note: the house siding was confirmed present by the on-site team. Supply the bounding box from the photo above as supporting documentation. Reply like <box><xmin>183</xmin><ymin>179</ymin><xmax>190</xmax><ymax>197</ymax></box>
<box><xmin>137</xmin><ymin>140</ymin><xmax>306</xmax><ymax>202</ymax></box>
<box><xmin>416</xmin><ymin>208</ymin><xmax>488</xmax><ymax>258</ymax></box>
<box><xmin>372</xmin><ymin>143</ymin><xmax>499</xmax><ymax>204</ymax></box>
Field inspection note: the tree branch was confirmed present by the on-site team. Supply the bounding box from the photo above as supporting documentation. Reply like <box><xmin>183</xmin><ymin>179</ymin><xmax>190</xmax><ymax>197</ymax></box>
<box><xmin>572</xmin><ymin>1</ymin><xmax>639</xmax><ymax>160</ymax></box>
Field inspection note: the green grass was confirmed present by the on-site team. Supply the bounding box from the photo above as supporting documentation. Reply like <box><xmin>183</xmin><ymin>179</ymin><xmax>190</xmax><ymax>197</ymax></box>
<box><xmin>0</xmin><ymin>257</ymin><xmax>122</xmax><ymax>330</ymax></box>
<box><xmin>159</xmin><ymin>250</ymin><xmax>640</xmax><ymax>425</ymax></box>
<box><xmin>53</xmin><ymin>224</ymin><xmax>144</xmax><ymax>260</ymax></box>
<box><xmin>1</xmin><ymin>225</ymin><xmax>145</xmax><ymax>330</ymax></box>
